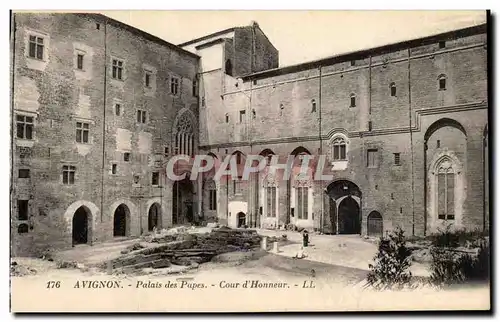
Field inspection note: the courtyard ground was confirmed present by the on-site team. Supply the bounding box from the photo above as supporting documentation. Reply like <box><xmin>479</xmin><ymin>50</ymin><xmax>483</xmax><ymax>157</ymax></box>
<box><xmin>10</xmin><ymin>229</ymin><xmax>490</xmax><ymax>312</ymax></box>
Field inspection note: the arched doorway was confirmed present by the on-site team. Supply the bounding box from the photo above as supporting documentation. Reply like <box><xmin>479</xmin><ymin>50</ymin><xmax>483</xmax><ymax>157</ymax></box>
<box><xmin>172</xmin><ymin>176</ymin><xmax>195</xmax><ymax>225</ymax></box>
<box><xmin>237</xmin><ymin>212</ymin><xmax>246</xmax><ymax>228</ymax></box>
<box><xmin>338</xmin><ymin>197</ymin><xmax>360</xmax><ymax>234</ymax></box>
<box><xmin>72</xmin><ymin>206</ymin><xmax>89</xmax><ymax>245</ymax></box>
<box><xmin>113</xmin><ymin>204</ymin><xmax>130</xmax><ymax>237</ymax></box>
<box><xmin>367</xmin><ymin>211</ymin><xmax>383</xmax><ymax>237</ymax></box>
<box><xmin>148</xmin><ymin>203</ymin><xmax>162</xmax><ymax>231</ymax></box>
<box><xmin>326</xmin><ymin>180</ymin><xmax>362</xmax><ymax>234</ymax></box>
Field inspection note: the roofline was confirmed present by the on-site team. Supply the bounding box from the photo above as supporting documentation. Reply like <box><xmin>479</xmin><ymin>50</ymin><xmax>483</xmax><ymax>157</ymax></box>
<box><xmin>74</xmin><ymin>13</ymin><xmax>200</xmax><ymax>60</ymax></box>
<box><xmin>242</xmin><ymin>22</ymin><xmax>488</xmax><ymax>81</ymax></box>
<box><xmin>178</xmin><ymin>27</ymin><xmax>237</xmax><ymax>47</ymax></box>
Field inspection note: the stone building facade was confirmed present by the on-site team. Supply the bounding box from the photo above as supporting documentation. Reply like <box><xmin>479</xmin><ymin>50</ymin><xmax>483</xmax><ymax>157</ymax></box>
<box><xmin>10</xmin><ymin>12</ymin><xmax>489</xmax><ymax>256</ymax></box>
<box><xmin>10</xmin><ymin>13</ymin><xmax>200</xmax><ymax>256</ymax></box>
<box><xmin>181</xmin><ymin>21</ymin><xmax>489</xmax><ymax>237</ymax></box>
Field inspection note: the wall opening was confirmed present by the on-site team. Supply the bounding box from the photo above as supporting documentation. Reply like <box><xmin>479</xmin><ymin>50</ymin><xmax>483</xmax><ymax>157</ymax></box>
<box><xmin>367</xmin><ymin>211</ymin><xmax>383</xmax><ymax>237</ymax></box>
<box><xmin>237</xmin><ymin>212</ymin><xmax>246</xmax><ymax>228</ymax></box>
<box><xmin>113</xmin><ymin>204</ymin><xmax>130</xmax><ymax>237</ymax></box>
<box><xmin>72</xmin><ymin>206</ymin><xmax>89</xmax><ymax>245</ymax></box>
<box><xmin>148</xmin><ymin>203</ymin><xmax>162</xmax><ymax>231</ymax></box>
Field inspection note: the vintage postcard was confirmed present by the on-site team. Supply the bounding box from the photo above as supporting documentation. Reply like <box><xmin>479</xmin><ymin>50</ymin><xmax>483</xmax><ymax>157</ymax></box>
<box><xmin>9</xmin><ymin>10</ymin><xmax>491</xmax><ymax>312</ymax></box>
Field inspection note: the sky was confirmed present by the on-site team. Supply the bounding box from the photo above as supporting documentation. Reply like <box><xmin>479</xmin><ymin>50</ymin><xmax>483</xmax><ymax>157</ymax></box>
<box><xmin>101</xmin><ymin>10</ymin><xmax>487</xmax><ymax>67</ymax></box>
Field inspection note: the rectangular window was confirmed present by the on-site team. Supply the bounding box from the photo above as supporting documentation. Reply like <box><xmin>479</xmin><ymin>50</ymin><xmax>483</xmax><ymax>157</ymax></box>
<box><xmin>16</xmin><ymin>115</ymin><xmax>34</xmax><ymax>140</ymax></box>
<box><xmin>350</xmin><ymin>60</ymin><xmax>356</xmax><ymax>66</ymax></box>
<box><xmin>394</xmin><ymin>153</ymin><xmax>401</xmax><ymax>166</ymax></box>
<box><xmin>439</xmin><ymin>78</ymin><xmax>446</xmax><ymax>90</ymax></box>
<box><xmin>170</xmin><ymin>77</ymin><xmax>179</xmax><ymax>95</ymax></box>
<box><xmin>233</xmin><ymin>177</ymin><xmax>242</xmax><ymax>195</ymax></box>
<box><xmin>28</xmin><ymin>35</ymin><xmax>44</xmax><ymax>60</ymax></box>
<box><xmin>296</xmin><ymin>187</ymin><xmax>309</xmax><ymax>220</ymax></box>
<box><xmin>439</xmin><ymin>41</ymin><xmax>446</xmax><ymax>49</ymax></box>
<box><xmin>145</xmin><ymin>71</ymin><xmax>151</xmax><ymax>88</ymax></box>
<box><xmin>112</xmin><ymin>59</ymin><xmax>124</xmax><ymax>80</ymax></box>
<box><xmin>239</xmin><ymin>110</ymin><xmax>246</xmax><ymax>123</ymax></box>
<box><xmin>18</xmin><ymin>169</ymin><xmax>30</xmax><ymax>178</ymax></box>
<box><xmin>164</xmin><ymin>146</ymin><xmax>170</xmax><ymax>157</ymax></box>
<box><xmin>17</xmin><ymin>200</ymin><xmax>29</xmax><ymax>220</ymax></box>
<box><xmin>76</xmin><ymin>122</ymin><xmax>90</xmax><ymax>143</ymax></box>
<box><xmin>266</xmin><ymin>187</ymin><xmax>277</xmax><ymax>217</ymax></box>
<box><xmin>115</xmin><ymin>103</ymin><xmax>121</xmax><ymax>116</ymax></box>
<box><xmin>350</xmin><ymin>96</ymin><xmax>356</xmax><ymax>108</ymax></box>
<box><xmin>123</xmin><ymin>153</ymin><xmax>130</xmax><ymax>162</ymax></box>
<box><xmin>438</xmin><ymin>173</ymin><xmax>446</xmax><ymax>220</ymax></box>
<box><xmin>192</xmin><ymin>79</ymin><xmax>198</xmax><ymax>97</ymax></box>
<box><xmin>136</xmin><ymin>110</ymin><xmax>147</xmax><ymax>124</ymax></box>
<box><xmin>367</xmin><ymin>149</ymin><xmax>378</xmax><ymax>168</ymax></box>
<box><xmin>112</xmin><ymin>163</ymin><xmax>117</xmax><ymax>175</ymax></box>
<box><xmin>209</xmin><ymin>189</ymin><xmax>217</xmax><ymax>211</ymax></box>
<box><xmin>77</xmin><ymin>54</ymin><xmax>84</xmax><ymax>70</ymax></box>
<box><xmin>152</xmin><ymin>171</ymin><xmax>159</xmax><ymax>186</ymax></box>
<box><xmin>62</xmin><ymin>165</ymin><xmax>76</xmax><ymax>184</ymax></box>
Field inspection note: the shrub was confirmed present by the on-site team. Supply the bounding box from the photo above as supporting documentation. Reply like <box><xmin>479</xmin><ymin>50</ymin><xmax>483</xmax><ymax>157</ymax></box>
<box><xmin>430</xmin><ymin>239</ymin><xmax>490</xmax><ymax>286</ymax></box>
<box><xmin>367</xmin><ymin>227</ymin><xmax>413</xmax><ymax>290</ymax></box>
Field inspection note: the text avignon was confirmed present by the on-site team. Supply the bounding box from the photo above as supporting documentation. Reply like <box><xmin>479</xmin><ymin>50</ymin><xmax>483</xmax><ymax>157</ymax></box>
<box><xmin>73</xmin><ymin>280</ymin><xmax>122</xmax><ymax>288</ymax></box>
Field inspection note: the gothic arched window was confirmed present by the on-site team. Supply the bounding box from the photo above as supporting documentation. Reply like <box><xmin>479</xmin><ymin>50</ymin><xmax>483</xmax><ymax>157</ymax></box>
<box><xmin>174</xmin><ymin>112</ymin><xmax>194</xmax><ymax>156</ymax></box>
<box><xmin>436</xmin><ymin>158</ymin><xmax>455</xmax><ymax>220</ymax></box>
<box><xmin>332</xmin><ymin>137</ymin><xmax>347</xmax><ymax>161</ymax></box>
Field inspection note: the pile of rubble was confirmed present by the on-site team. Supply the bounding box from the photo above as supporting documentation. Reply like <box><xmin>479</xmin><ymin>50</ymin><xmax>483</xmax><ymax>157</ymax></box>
<box><xmin>107</xmin><ymin>227</ymin><xmax>262</xmax><ymax>275</ymax></box>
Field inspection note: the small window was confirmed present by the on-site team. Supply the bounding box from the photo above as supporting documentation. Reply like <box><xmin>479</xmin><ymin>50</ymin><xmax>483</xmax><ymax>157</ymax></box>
<box><xmin>225</xmin><ymin>59</ymin><xmax>233</xmax><ymax>76</ymax></box>
<box><xmin>164</xmin><ymin>146</ymin><xmax>170</xmax><ymax>157</ymax></box>
<box><xmin>311</xmin><ymin>99</ymin><xmax>316</xmax><ymax>113</ymax></box>
<box><xmin>76</xmin><ymin>122</ymin><xmax>90</xmax><ymax>143</ymax></box>
<box><xmin>400</xmin><ymin>207</ymin><xmax>403</xmax><ymax>214</ymax></box>
<box><xmin>201</xmin><ymin>97</ymin><xmax>205</xmax><ymax>107</ymax></box>
<box><xmin>170</xmin><ymin>77</ymin><xmax>179</xmax><ymax>95</ymax></box>
<box><xmin>349</xmin><ymin>94</ymin><xmax>356</xmax><ymax>108</ymax></box>
<box><xmin>133</xmin><ymin>175</ymin><xmax>140</xmax><ymax>184</ymax></box>
<box><xmin>112</xmin><ymin>59</ymin><xmax>124</xmax><ymax>80</ymax></box>
<box><xmin>18</xmin><ymin>169</ymin><xmax>30</xmax><ymax>178</ymax></box>
<box><xmin>28</xmin><ymin>35</ymin><xmax>44</xmax><ymax>60</ymax></box>
<box><xmin>145</xmin><ymin>72</ymin><xmax>151</xmax><ymax>88</ymax></box>
<box><xmin>391</xmin><ymin>193</ymin><xmax>394</xmax><ymax>200</ymax></box>
<box><xmin>438</xmin><ymin>75</ymin><xmax>447</xmax><ymax>91</ymax></box>
<box><xmin>115</xmin><ymin>103</ymin><xmax>121</xmax><ymax>116</ymax></box>
<box><xmin>18</xmin><ymin>224</ymin><xmax>29</xmax><ymax>234</ymax></box>
<box><xmin>192</xmin><ymin>79</ymin><xmax>198</xmax><ymax>97</ymax></box>
<box><xmin>62</xmin><ymin>165</ymin><xmax>76</xmax><ymax>184</ymax></box>
<box><xmin>112</xmin><ymin>163</ymin><xmax>117</xmax><ymax>175</ymax></box>
<box><xmin>350</xmin><ymin>60</ymin><xmax>356</xmax><ymax>66</ymax></box>
<box><xmin>16</xmin><ymin>114</ymin><xmax>34</xmax><ymax>140</ymax></box>
<box><xmin>123</xmin><ymin>153</ymin><xmax>130</xmax><ymax>162</ymax></box>
<box><xmin>17</xmin><ymin>200</ymin><xmax>29</xmax><ymax>220</ymax></box>
<box><xmin>394</xmin><ymin>153</ymin><xmax>401</xmax><ymax>166</ymax></box>
<box><xmin>439</xmin><ymin>41</ymin><xmax>446</xmax><ymax>49</ymax></box>
<box><xmin>225</xmin><ymin>113</ymin><xmax>229</xmax><ymax>123</ymax></box>
<box><xmin>77</xmin><ymin>54</ymin><xmax>84</xmax><ymax>70</ymax></box>
<box><xmin>437</xmin><ymin>140</ymin><xmax>441</xmax><ymax>148</ymax></box>
<box><xmin>137</xmin><ymin>110</ymin><xmax>147</xmax><ymax>124</ymax></box>
<box><xmin>368</xmin><ymin>121</ymin><xmax>373</xmax><ymax>131</ymax></box>
<box><xmin>152</xmin><ymin>171</ymin><xmax>160</xmax><ymax>186</ymax></box>
<box><xmin>239</xmin><ymin>110</ymin><xmax>246</xmax><ymax>123</ymax></box>
<box><xmin>367</xmin><ymin>149</ymin><xmax>379</xmax><ymax>168</ymax></box>
<box><xmin>236</xmin><ymin>153</ymin><xmax>242</xmax><ymax>165</ymax></box>
<box><xmin>390</xmin><ymin>83</ymin><xmax>396</xmax><ymax>97</ymax></box>
<box><xmin>209</xmin><ymin>188</ymin><xmax>217</xmax><ymax>211</ymax></box>
<box><xmin>253</xmin><ymin>80</ymin><xmax>257</xmax><ymax>85</ymax></box>
<box><xmin>252</xmin><ymin>109</ymin><xmax>256</xmax><ymax>119</ymax></box>
<box><xmin>96</xmin><ymin>23</ymin><xmax>100</xmax><ymax>30</ymax></box>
